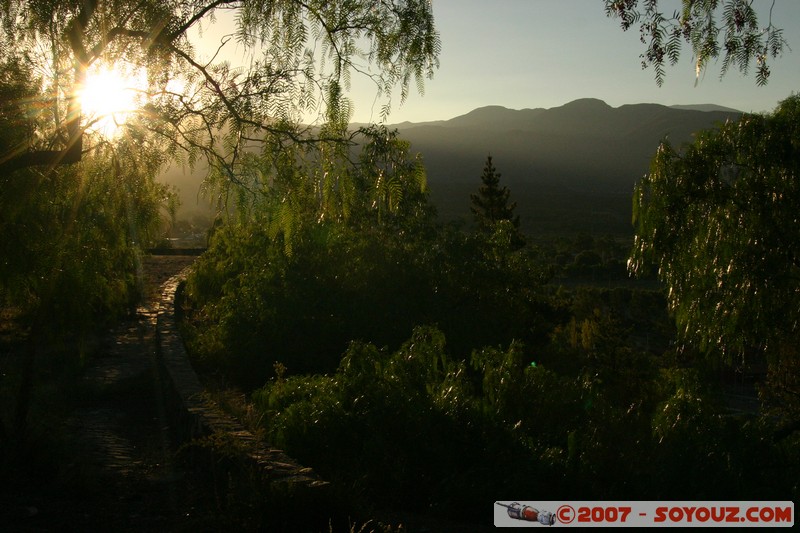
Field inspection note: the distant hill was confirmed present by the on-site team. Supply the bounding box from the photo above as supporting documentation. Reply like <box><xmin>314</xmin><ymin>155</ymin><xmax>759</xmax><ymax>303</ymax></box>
<box><xmin>161</xmin><ymin>98</ymin><xmax>745</xmax><ymax>238</ymax></box>
<box><xmin>390</xmin><ymin>99</ymin><xmax>744</xmax><ymax>236</ymax></box>
<box><xmin>669</xmin><ymin>103</ymin><xmax>743</xmax><ymax>113</ymax></box>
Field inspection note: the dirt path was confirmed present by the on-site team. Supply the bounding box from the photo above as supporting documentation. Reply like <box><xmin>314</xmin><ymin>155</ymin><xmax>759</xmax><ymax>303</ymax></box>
<box><xmin>2</xmin><ymin>254</ymin><xmax>496</xmax><ymax>532</ymax></box>
<box><xmin>0</xmin><ymin>254</ymin><xmax>244</xmax><ymax>532</ymax></box>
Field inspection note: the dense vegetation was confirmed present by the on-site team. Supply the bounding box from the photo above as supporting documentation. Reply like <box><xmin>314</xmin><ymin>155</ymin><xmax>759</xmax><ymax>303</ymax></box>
<box><xmin>180</xmin><ymin>103</ymin><xmax>800</xmax><ymax>523</ymax></box>
<box><xmin>0</xmin><ymin>58</ymin><xmax>174</xmax><ymax>439</ymax></box>
<box><xmin>3</xmin><ymin>0</ymin><xmax>798</xmax><ymax>528</ymax></box>
<box><xmin>1</xmin><ymin>0</ymin><xmax>439</xmax><ymax>452</ymax></box>
<box><xmin>631</xmin><ymin>94</ymin><xmax>800</xmax><ymax>432</ymax></box>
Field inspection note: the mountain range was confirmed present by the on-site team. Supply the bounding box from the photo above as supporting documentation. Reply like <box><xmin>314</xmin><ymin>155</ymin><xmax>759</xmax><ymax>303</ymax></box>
<box><xmin>165</xmin><ymin>98</ymin><xmax>744</xmax><ymax>238</ymax></box>
<box><xmin>388</xmin><ymin>98</ymin><xmax>743</xmax><ymax>236</ymax></box>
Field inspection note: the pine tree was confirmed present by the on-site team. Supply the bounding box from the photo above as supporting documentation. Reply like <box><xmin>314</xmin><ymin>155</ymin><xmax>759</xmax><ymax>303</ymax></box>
<box><xmin>470</xmin><ymin>155</ymin><xmax>521</xmax><ymax>231</ymax></box>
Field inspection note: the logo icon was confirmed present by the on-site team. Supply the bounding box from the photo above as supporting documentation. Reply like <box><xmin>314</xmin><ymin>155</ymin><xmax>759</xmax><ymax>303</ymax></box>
<box><xmin>496</xmin><ymin>502</ymin><xmax>556</xmax><ymax>526</ymax></box>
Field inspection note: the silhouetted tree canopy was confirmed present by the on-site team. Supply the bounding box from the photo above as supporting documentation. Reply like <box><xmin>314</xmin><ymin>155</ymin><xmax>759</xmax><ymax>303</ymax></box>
<box><xmin>0</xmin><ymin>0</ymin><xmax>439</xmax><ymax>439</ymax></box>
<box><xmin>0</xmin><ymin>0</ymin><xmax>440</xmax><ymax>176</ymax></box>
<box><xmin>470</xmin><ymin>155</ymin><xmax>520</xmax><ymax>230</ymax></box>
<box><xmin>630</xmin><ymin>94</ymin><xmax>800</xmax><ymax>365</ymax></box>
<box><xmin>604</xmin><ymin>0</ymin><xmax>788</xmax><ymax>86</ymax></box>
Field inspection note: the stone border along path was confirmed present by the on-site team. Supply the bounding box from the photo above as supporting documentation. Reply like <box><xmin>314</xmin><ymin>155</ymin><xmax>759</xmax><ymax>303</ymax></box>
<box><xmin>155</xmin><ymin>267</ymin><xmax>328</xmax><ymax>490</ymax></box>
<box><xmin>7</xmin><ymin>254</ymin><xmax>328</xmax><ymax>531</ymax></box>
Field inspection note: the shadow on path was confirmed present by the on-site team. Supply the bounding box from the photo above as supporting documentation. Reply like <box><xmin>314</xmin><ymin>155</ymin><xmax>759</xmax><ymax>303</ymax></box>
<box><xmin>1</xmin><ymin>255</ymin><xmax>244</xmax><ymax>531</ymax></box>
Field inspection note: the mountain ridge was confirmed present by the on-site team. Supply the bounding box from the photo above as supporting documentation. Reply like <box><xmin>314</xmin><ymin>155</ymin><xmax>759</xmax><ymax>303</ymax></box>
<box><xmin>165</xmin><ymin>98</ymin><xmax>747</xmax><ymax>237</ymax></box>
<box><xmin>378</xmin><ymin>99</ymin><xmax>743</xmax><ymax>129</ymax></box>
<box><xmin>382</xmin><ymin>98</ymin><xmax>745</xmax><ymax>235</ymax></box>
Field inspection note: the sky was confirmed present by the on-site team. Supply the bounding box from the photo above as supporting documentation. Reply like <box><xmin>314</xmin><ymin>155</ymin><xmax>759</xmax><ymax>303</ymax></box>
<box><xmin>195</xmin><ymin>1</ymin><xmax>800</xmax><ymax>125</ymax></box>
<box><xmin>343</xmin><ymin>0</ymin><xmax>800</xmax><ymax>124</ymax></box>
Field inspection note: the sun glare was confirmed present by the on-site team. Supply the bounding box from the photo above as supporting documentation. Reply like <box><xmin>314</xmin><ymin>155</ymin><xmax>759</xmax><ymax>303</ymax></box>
<box><xmin>79</xmin><ymin>65</ymin><xmax>145</xmax><ymax>137</ymax></box>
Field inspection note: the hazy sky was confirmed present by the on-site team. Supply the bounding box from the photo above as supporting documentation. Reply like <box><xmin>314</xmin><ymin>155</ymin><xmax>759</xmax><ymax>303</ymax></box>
<box><xmin>346</xmin><ymin>0</ymin><xmax>800</xmax><ymax>124</ymax></box>
<box><xmin>198</xmin><ymin>1</ymin><xmax>800</xmax><ymax>124</ymax></box>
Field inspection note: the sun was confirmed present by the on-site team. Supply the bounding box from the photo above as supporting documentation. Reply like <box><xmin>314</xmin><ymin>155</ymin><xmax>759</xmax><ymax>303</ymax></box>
<box><xmin>79</xmin><ymin>65</ymin><xmax>145</xmax><ymax>137</ymax></box>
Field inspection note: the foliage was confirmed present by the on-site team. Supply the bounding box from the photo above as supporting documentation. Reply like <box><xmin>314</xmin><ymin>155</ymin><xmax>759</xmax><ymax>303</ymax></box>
<box><xmin>184</xmin><ymin>124</ymin><xmax>438</xmax><ymax>383</ymax></box>
<box><xmin>0</xmin><ymin>120</ymin><xmax>171</xmax><ymax>338</ymax></box>
<box><xmin>353</xmin><ymin>125</ymin><xmax>431</xmax><ymax>230</ymax></box>
<box><xmin>183</xmin><ymin>115</ymin><xmax>553</xmax><ymax>389</ymax></box>
<box><xmin>184</xmin><ymin>207</ymin><xmax>552</xmax><ymax>390</ymax></box>
<box><xmin>251</xmin><ymin>320</ymin><xmax>799</xmax><ymax>516</ymax></box>
<box><xmin>0</xmin><ymin>0</ymin><xmax>440</xmax><ymax>175</ymax></box>
<box><xmin>0</xmin><ymin>54</ymin><xmax>38</xmax><ymax>166</ymax></box>
<box><xmin>647</xmin><ymin>366</ymin><xmax>791</xmax><ymax>499</ymax></box>
<box><xmin>252</xmin><ymin>326</ymin><xmax>569</xmax><ymax>519</ymax></box>
<box><xmin>630</xmin><ymin>94</ymin><xmax>800</xmax><ymax>368</ymax></box>
<box><xmin>0</xmin><ymin>45</ymin><xmax>175</xmax><ymax>436</ymax></box>
<box><xmin>604</xmin><ymin>0</ymin><xmax>788</xmax><ymax>86</ymax></box>
<box><xmin>758</xmin><ymin>343</ymin><xmax>800</xmax><ymax>438</ymax></box>
<box><xmin>0</xmin><ymin>0</ymin><xmax>438</xmax><ymax>442</ymax></box>
<box><xmin>185</xmin><ymin>157</ymin><xmax>800</xmax><ymax>513</ymax></box>
<box><xmin>469</xmin><ymin>155</ymin><xmax>523</xmax><ymax>245</ymax></box>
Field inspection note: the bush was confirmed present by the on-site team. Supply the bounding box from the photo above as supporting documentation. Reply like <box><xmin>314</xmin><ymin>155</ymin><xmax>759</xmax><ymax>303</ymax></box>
<box><xmin>184</xmin><ymin>218</ymin><xmax>554</xmax><ymax>390</ymax></box>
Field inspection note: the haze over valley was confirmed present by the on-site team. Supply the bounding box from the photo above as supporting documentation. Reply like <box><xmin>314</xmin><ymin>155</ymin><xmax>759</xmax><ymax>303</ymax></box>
<box><xmin>165</xmin><ymin>98</ymin><xmax>744</xmax><ymax>238</ymax></box>
<box><xmin>400</xmin><ymin>98</ymin><xmax>744</xmax><ymax>235</ymax></box>
<box><xmin>7</xmin><ymin>3</ymin><xmax>800</xmax><ymax>526</ymax></box>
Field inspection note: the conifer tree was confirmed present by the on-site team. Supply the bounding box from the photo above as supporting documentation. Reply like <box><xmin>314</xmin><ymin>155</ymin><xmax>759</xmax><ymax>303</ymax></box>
<box><xmin>470</xmin><ymin>155</ymin><xmax>520</xmax><ymax>232</ymax></box>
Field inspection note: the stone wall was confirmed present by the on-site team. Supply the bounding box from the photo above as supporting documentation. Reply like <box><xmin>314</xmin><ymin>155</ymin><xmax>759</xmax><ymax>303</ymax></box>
<box><xmin>154</xmin><ymin>269</ymin><xmax>329</xmax><ymax>498</ymax></box>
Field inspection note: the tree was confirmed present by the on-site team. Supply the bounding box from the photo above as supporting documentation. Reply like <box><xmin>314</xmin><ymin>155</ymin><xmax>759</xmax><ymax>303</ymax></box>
<box><xmin>629</xmin><ymin>94</ymin><xmax>800</xmax><ymax>428</ymax></box>
<box><xmin>0</xmin><ymin>0</ymin><xmax>440</xmax><ymax>177</ymax></box>
<box><xmin>470</xmin><ymin>155</ymin><xmax>521</xmax><ymax>233</ymax></box>
<box><xmin>630</xmin><ymin>94</ymin><xmax>800</xmax><ymax>357</ymax></box>
<box><xmin>0</xmin><ymin>40</ymin><xmax>174</xmax><ymax>436</ymax></box>
<box><xmin>606</xmin><ymin>0</ymin><xmax>800</xmax><ymax>439</ymax></box>
<box><xmin>604</xmin><ymin>0</ymin><xmax>788</xmax><ymax>86</ymax></box>
<box><xmin>0</xmin><ymin>0</ymin><xmax>439</xmax><ymax>438</ymax></box>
